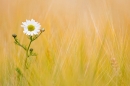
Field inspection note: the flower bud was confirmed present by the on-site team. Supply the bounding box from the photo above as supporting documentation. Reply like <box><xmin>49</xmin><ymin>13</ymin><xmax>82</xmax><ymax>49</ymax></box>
<box><xmin>12</xmin><ymin>34</ymin><xmax>17</xmax><ymax>38</ymax></box>
<box><xmin>30</xmin><ymin>48</ymin><xmax>33</xmax><ymax>52</ymax></box>
<box><xmin>40</xmin><ymin>28</ymin><xmax>45</xmax><ymax>32</ymax></box>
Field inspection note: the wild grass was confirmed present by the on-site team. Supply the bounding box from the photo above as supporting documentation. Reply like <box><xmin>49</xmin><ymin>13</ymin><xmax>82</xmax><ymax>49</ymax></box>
<box><xmin>0</xmin><ymin>0</ymin><xmax>130</xmax><ymax>86</ymax></box>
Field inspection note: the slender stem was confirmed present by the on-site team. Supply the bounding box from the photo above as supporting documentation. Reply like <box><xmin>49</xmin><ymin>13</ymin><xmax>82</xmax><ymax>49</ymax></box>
<box><xmin>14</xmin><ymin>38</ymin><xmax>26</xmax><ymax>50</ymax></box>
<box><xmin>32</xmin><ymin>32</ymin><xmax>42</xmax><ymax>41</ymax></box>
<box><xmin>24</xmin><ymin>33</ymin><xmax>42</xmax><ymax>69</ymax></box>
<box><xmin>25</xmin><ymin>36</ymin><xmax>32</xmax><ymax>69</ymax></box>
<box><xmin>27</xmin><ymin>38</ymin><xmax>32</xmax><ymax>56</ymax></box>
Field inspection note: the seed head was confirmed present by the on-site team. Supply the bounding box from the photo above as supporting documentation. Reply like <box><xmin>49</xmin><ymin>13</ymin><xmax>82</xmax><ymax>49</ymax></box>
<box><xmin>12</xmin><ymin>34</ymin><xmax>17</xmax><ymax>38</ymax></box>
<box><xmin>111</xmin><ymin>57</ymin><xmax>119</xmax><ymax>74</ymax></box>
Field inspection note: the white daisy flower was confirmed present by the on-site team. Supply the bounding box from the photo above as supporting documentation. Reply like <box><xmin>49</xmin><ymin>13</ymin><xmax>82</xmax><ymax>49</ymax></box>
<box><xmin>21</xmin><ymin>19</ymin><xmax>41</xmax><ymax>36</ymax></box>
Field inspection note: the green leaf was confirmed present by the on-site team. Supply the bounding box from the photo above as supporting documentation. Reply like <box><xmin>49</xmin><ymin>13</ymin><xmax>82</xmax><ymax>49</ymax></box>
<box><xmin>16</xmin><ymin>67</ymin><xmax>23</xmax><ymax>76</ymax></box>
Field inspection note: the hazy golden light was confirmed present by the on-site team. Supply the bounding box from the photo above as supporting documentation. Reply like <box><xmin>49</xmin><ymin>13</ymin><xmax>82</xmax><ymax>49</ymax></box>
<box><xmin>0</xmin><ymin>0</ymin><xmax>130</xmax><ymax>85</ymax></box>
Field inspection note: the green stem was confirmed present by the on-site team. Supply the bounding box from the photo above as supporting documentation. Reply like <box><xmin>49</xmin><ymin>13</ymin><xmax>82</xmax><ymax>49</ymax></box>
<box><xmin>24</xmin><ymin>32</ymin><xmax>42</xmax><ymax>69</ymax></box>
<box><xmin>27</xmin><ymin>38</ymin><xmax>32</xmax><ymax>56</ymax></box>
<box><xmin>32</xmin><ymin>32</ymin><xmax>42</xmax><ymax>41</ymax></box>
<box><xmin>14</xmin><ymin>38</ymin><xmax>26</xmax><ymax>50</ymax></box>
<box><xmin>25</xmin><ymin>36</ymin><xmax>32</xmax><ymax>69</ymax></box>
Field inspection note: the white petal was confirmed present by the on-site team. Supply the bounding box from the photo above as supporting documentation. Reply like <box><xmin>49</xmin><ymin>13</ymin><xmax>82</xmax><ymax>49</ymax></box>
<box><xmin>31</xmin><ymin>19</ymin><xmax>35</xmax><ymax>22</ymax></box>
<box><xmin>27</xmin><ymin>32</ymin><xmax>31</xmax><ymax>35</ymax></box>
<box><xmin>23</xmin><ymin>31</ymin><xmax>26</xmax><ymax>33</ymax></box>
<box><xmin>21</xmin><ymin>25</ymin><xmax>24</xmax><ymax>27</ymax></box>
<box><xmin>31</xmin><ymin>32</ymin><xmax>33</xmax><ymax>36</ymax></box>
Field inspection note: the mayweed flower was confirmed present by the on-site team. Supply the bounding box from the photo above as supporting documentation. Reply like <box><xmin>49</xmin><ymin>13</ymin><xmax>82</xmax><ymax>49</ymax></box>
<box><xmin>21</xmin><ymin>19</ymin><xmax>41</xmax><ymax>36</ymax></box>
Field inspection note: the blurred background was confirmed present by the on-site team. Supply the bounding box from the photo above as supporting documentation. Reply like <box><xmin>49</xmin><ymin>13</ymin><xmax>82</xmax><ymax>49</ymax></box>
<box><xmin>0</xmin><ymin>0</ymin><xmax>130</xmax><ymax>86</ymax></box>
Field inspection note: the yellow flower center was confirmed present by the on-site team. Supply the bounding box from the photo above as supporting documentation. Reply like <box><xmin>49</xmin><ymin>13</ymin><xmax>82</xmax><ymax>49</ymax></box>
<box><xmin>27</xmin><ymin>25</ymin><xmax>35</xmax><ymax>31</ymax></box>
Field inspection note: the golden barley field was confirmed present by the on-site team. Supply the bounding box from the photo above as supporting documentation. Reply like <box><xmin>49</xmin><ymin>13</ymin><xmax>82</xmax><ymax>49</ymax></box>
<box><xmin>0</xmin><ymin>0</ymin><xmax>130</xmax><ymax>86</ymax></box>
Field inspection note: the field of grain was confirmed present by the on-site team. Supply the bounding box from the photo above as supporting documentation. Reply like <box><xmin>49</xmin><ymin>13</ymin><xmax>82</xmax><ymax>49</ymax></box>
<box><xmin>0</xmin><ymin>0</ymin><xmax>130</xmax><ymax>86</ymax></box>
